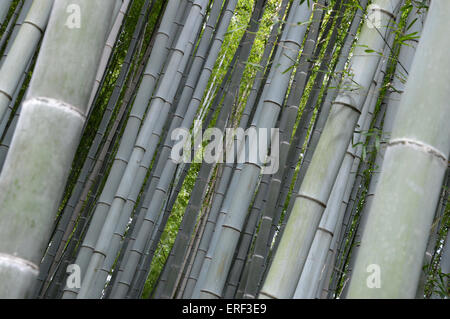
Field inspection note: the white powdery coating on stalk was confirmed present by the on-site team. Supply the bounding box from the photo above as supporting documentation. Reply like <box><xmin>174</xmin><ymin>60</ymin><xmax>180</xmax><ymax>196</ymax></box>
<box><xmin>22</xmin><ymin>97</ymin><xmax>86</xmax><ymax>120</ymax></box>
<box><xmin>388</xmin><ymin>138</ymin><xmax>448</xmax><ymax>164</ymax></box>
<box><xmin>0</xmin><ymin>253</ymin><xmax>39</xmax><ymax>275</ymax></box>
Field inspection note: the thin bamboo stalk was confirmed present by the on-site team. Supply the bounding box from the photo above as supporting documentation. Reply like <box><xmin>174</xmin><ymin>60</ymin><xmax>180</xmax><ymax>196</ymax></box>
<box><xmin>61</xmin><ymin>0</ymin><xmax>182</xmax><ymax>299</ymax></box>
<box><xmin>0</xmin><ymin>0</ymin><xmax>53</xmax><ymax>122</ymax></box>
<box><xmin>199</xmin><ymin>0</ymin><xmax>313</xmax><ymax>299</ymax></box>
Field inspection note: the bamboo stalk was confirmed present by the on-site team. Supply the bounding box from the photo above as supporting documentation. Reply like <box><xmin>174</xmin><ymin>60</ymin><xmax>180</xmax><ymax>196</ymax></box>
<box><xmin>0</xmin><ymin>0</ymin><xmax>54</xmax><ymax>122</ymax></box>
<box><xmin>347</xmin><ymin>0</ymin><xmax>450</xmax><ymax>298</ymax></box>
<box><xmin>260</xmin><ymin>0</ymin><xmax>401</xmax><ymax>299</ymax></box>
<box><xmin>0</xmin><ymin>0</ymin><xmax>115</xmax><ymax>298</ymax></box>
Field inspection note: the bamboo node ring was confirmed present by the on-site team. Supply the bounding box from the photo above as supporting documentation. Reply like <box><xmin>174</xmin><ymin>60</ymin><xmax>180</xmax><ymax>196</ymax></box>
<box><xmin>388</xmin><ymin>138</ymin><xmax>448</xmax><ymax>164</ymax></box>
<box><xmin>0</xmin><ymin>253</ymin><xmax>39</xmax><ymax>274</ymax></box>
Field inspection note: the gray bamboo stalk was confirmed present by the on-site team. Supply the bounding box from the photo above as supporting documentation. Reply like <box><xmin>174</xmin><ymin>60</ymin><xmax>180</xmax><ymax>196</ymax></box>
<box><xmin>45</xmin><ymin>0</ymin><xmax>155</xmax><ymax>276</ymax></box>
<box><xmin>260</xmin><ymin>0</ymin><xmax>400</xmax><ymax>299</ymax></box>
<box><xmin>77</xmin><ymin>0</ymin><xmax>207</xmax><ymax>299</ymax></box>
<box><xmin>294</xmin><ymin>52</ymin><xmax>388</xmax><ymax>298</ymax></box>
<box><xmin>220</xmin><ymin>0</ymin><xmax>292</xmax><ymax>293</ymax></box>
<box><xmin>128</xmin><ymin>163</ymin><xmax>192</xmax><ymax>298</ymax></box>
<box><xmin>224</xmin><ymin>172</ymin><xmax>271</xmax><ymax>298</ymax></box>
<box><xmin>154</xmin><ymin>0</ymin><xmax>267</xmax><ymax>299</ymax></box>
<box><xmin>274</xmin><ymin>0</ymin><xmax>368</xmax><ymax>224</ymax></box>
<box><xmin>0</xmin><ymin>0</ymin><xmax>32</xmax><ymax>67</ymax></box>
<box><xmin>115</xmin><ymin>39</ymin><xmax>241</xmax><ymax>299</ymax></box>
<box><xmin>87</xmin><ymin>0</ymin><xmax>131</xmax><ymax>109</ymax></box>
<box><xmin>347</xmin><ymin>0</ymin><xmax>450</xmax><ymax>298</ymax></box>
<box><xmin>270</xmin><ymin>0</ymin><xmax>362</xmax><ymax>244</ymax></box>
<box><xmin>315</xmin><ymin>19</ymin><xmax>401</xmax><ymax>297</ymax></box>
<box><xmin>176</xmin><ymin>194</ymin><xmax>212</xmax><ymax>298</ymax></box>
<box><xmin>0</xmin><ymin>0</ymin><xmax>23</xmax><ymax>62</ymax></box>
<box><xmin>100</xmin><ymin>0</ymin><xmax>225</xmax><ymax>298</ymax></box>
<box><xmin>61</xmin><ymin>0</ymin><xmax>182</xmax><ymax>299</ymax></box>
<box><xmin>0</xmin><ymin>57</ymin><xmax>33</xmax><ymax>168</ymax></box>
<box><xmin>0</xmin><ymin>0</ymin><xmax>115</xmax><ymax>298</ymax></box>
<box><xmin>192</xmin><ymin>0</ymin><xmax>298</xmax><ymax>297</ymax></box>
<box><xmin>154</xmin><ymin>1</ymin><xmax>248</xmax><ymax>300</ymax></box>
<box><xmin>0</xmin><ymin>0</ymin><xmax>53</xmax><ymax>122</ymax></box>
<box><xmin>0</xmin><ymin>0</ymin><xmax>13</xmax><ymax>25</ymax></box>
<box><xmin>241</xmin><ymin>0</ymin><xmax>329</xmax><ymax>299</ymax></box>
<box><xmin>99</xmin><ymin>3</ymin><xmax>198</xmax><ymax>298</ymax></box>
<box><xmin>198</xmin><ymin>0</ymin><xmax>313</xmax><ymax>299</ymax></box>
<box><xmin>35</xmin><ymin>0</ymin><xmax>153</xmax><ymax>296</ymax></box>
<box><xmin>111</xmin><ymin>1</ymin><xmax>240</xmax><ymax>299</ymax></box>
<box><xmin>192</xmin><ymin>0</ymin><xmax>287</xmax><ymax>296</ymax></box>
<box><xmin>341</xmin><ymin>5</ymin><xmax>425</xmax><ymax>297</ymax></box>
<box><xmin>188</xmin><ymin>0</ymin><xmax>268</xmax><ymax>299</ymax></box>
<box><xmin>184</xmin><ymin>0</ymin><xmax>286</xmax><ymax>296</ymax></box>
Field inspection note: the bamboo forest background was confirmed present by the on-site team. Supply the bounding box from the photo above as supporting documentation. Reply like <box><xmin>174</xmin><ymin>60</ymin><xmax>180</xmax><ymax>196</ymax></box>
<box><xmin>0</xmin><ymin>0</ymin><xmax>448</xmax><ymax>299</ymax></box>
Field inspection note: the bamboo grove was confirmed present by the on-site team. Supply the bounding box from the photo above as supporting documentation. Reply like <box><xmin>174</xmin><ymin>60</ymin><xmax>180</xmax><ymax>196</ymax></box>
<box><xmin>0</xmin><ymin>0</ymin><xmax>448</xmax><ymax>299</ymax></box>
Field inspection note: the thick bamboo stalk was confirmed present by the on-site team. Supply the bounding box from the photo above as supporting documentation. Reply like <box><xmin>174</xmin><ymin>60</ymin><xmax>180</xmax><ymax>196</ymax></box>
<box><xmin>35</xmin><ymin>0</ymin><xmax>155</xmax><ymax>297</ymax></box>
<box><xmin>294</xmin><ymin>51</ymin><xmax>388</xmax><ymax>298</ymax></box>
<box><xmin>415</xmin><ymin>167</ymin><xmax>449</xmax><ymax>298</ymax></box>
<box><xmin>271</xmin><ymin>0</ymin><xmax>369</xmax><ymax>244</ymax></box>
<box><xmin>0</xmin><ymin>0</ymin><xmax>115</xmax><ymax>298</ymax></box>
<box><xmin>340</xmin><ymin>5</ymin><xmax>425</xmax><ymax>298</ymax></box>
<box><xmin>260</xmin><ymin>0</ymin><xmax>401</xmax><ymax>299</ymax></box>
<box><xmin>347</xmin><ymin>0</ymin><xmax>450</xmax><ymax>298</ymax></box>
